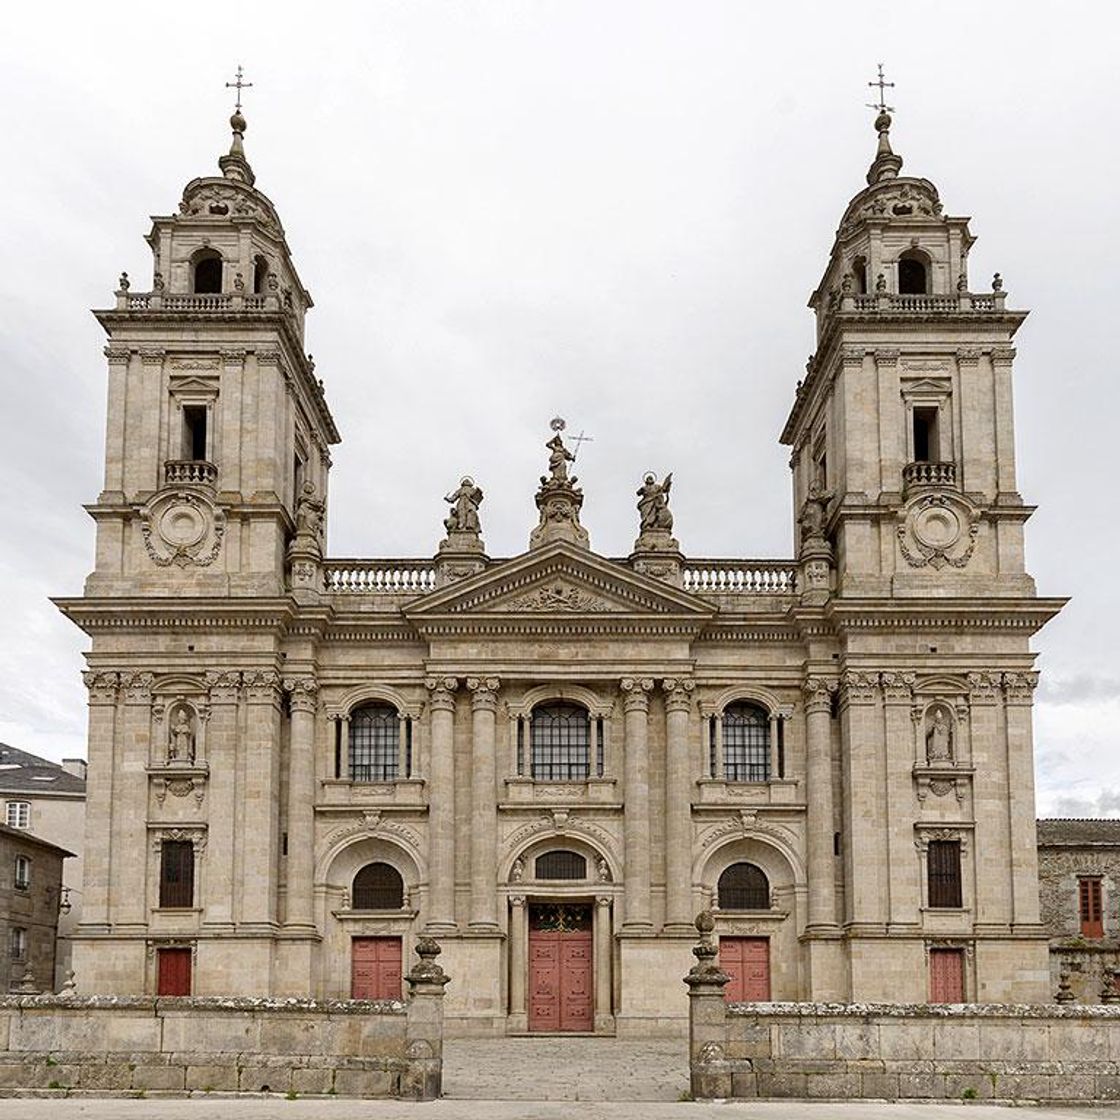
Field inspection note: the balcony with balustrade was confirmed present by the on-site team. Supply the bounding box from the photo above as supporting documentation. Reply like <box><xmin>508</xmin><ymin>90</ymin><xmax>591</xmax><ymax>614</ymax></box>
<box><xmin>163</xmin><ymin>459</ymin><xmax>218</xmax><ymax>488</ymax></box>
<box><xmin>902</xmin><ymin>460</ymin><xmax>957</xmax><ymax>495</ymax></box>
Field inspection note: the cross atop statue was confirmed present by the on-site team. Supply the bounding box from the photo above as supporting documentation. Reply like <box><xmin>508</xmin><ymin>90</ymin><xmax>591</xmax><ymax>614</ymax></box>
<box><xmin>866</xmin><ymin>63</ymin><xmax>895</xmax><ymax>114</ymax></box>
<box><xmin>550</xmin><ymin>416</ymin><xmax>593</xmax><ymax>461</ymax></box>
<box><xmin>226</xmin><ymin>65</ymin><xmax>253</xmax><ymax>112</ymax></box>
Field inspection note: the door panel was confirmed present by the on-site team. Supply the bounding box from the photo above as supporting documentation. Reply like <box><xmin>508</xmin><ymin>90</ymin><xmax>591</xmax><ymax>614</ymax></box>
<box><xmin>720</xmin><ymin>937</ymin><xmax>770</xmax><ymax>1002</ymax></box>
<box><xmin>351</xmin><ymin>937</ymin><xmax>402</xmax><ymax>1000</ymax></box>
<box><xmin>929</xmin><ymin>948</ymin><xmax>964</xmax><ymax>1002</ymax></box>
<box><xmin>528</xmin><ymin>904</ymin><xmax>593</xmax><ymax>1031</ymax></box>
<box><xmin>157</xmin><ymin>947</ymin><xmax>192</xmax><ymax>996</ymax></box>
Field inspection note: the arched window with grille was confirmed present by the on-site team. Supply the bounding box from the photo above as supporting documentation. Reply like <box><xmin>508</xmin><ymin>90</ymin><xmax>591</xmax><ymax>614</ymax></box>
<box><xmin>530</xmin><ymin>703</ymin><xmax>590</xmax><ymax>781</ymax></box>
<box><xmin>352</xmin><ymin>862</ymin><xmax>404</xmax><ymax>910</ymax></box>
<box><xmin>535</xmin><ymin>849</ymin><xmax>587</xmax><ymax>880</ymax></box>
<box><xmin>717</xmin><ymin>862</ymin><xmax>770</xmax><ymax>910</ymax></box>
<box><xmin>349</xmin><ymin>704</ymin><xmax>400</xmax><ymax>782</ymax></box>
<box><xmin>723</xmin><ymin>703</ymin><xmax>770</xmax><ymax>782</ymax></box>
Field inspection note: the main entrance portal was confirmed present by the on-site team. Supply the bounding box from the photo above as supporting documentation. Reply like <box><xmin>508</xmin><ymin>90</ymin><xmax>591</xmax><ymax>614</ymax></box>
<box><xmin>351</xmin><ymin>936</ymin><xmax>402</xmax><ymax>1000</ymax></box>
<box><xmin>720</xmin><ymin>936</ymin><xmax>770</xmax><ymax>1001</ymax></box>
<box><xmin>528</xmin><ymin>903</ymin><xmax>593</xmax><ymax>1031</ymax></box>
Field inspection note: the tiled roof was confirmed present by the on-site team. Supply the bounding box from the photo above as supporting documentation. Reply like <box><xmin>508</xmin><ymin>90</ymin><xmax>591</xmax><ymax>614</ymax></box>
<box><xmin>1037</xmin><ymin>818</ymin><xmax>1120</xmax><ymax>846</ymax></box>
<box><xmin>0</xmin><ymin>821</ymin><xmax>75</xmax><ymax>858</ymax></box>
<box><xmin>0</xmin><ymin>743</ymin><xmax>86</xmax><ymax>795</ymax></box>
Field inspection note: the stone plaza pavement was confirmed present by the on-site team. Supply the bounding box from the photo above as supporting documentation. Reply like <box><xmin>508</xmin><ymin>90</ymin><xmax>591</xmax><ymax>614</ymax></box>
<box><xmin>0</xmin><ymin>1039</ymin><xmax>1117</xmax><ymax>1117</ymax></box>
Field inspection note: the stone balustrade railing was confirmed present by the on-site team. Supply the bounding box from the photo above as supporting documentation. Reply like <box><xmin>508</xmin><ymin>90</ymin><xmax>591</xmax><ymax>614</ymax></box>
<box><xmin>164</xmin><ymin>459</ymin><xmax>218</xmax><ymax>487</ymax></box>
<box><xmin>902</xmin><ymin>460</ymin><xmax>957</xmax><ymax>490</ymax></box>
<box><xmin>683</xmin><ymin>561</ymin><xmax>797</xmax><ymax>594</ymax></box>
<box><xmin>324</xmin><ymin>561</ymin><xmax>437</xmax><ymax>594</ymax></box>
<box><xmin>121</xmin><ymin>292</ymin><xmax>272</xmax><ymax>312</ymax></box>
<box><xmin>848</xmin><ymin>291</ymin><xmax>1004</xmax><ymax>314</ymax></box>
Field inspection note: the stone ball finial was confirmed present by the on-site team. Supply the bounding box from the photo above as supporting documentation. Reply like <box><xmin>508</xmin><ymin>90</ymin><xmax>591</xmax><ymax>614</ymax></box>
<box><xmin>695</xmin><ymin>910</ymin><xmax>715</xmax><ymax>936</ymax></box>
<box><xmin>875</xmin><ymin>110</ymin><xmax>892</xmax><ymax>133</ymax></box>
<box><xmin>230</xmin><ymin>109</ymin><xmax>247</xmax><ymax>135</ymax></box>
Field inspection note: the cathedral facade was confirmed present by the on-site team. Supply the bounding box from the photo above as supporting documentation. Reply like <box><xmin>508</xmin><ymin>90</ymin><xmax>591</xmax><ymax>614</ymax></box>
<box><xmin>56</xmin><ymin>102</ymin><xmax>1064</xmax><ymax>1035</ymax></box>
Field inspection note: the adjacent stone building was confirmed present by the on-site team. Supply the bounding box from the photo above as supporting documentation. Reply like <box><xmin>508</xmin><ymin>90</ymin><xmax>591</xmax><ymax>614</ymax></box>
<box><xmin>55</xmin><ymin>99</ymin><xmax>1064</xmax><ymax>1035</ymax></box>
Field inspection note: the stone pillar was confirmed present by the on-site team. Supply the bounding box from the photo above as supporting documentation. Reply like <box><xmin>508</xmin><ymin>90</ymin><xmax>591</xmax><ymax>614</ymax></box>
<box><xmin>663</xmin><ymin>678</ymin><xmax>695</xmax><ymax>931</ymax></box>
<box><xmin>1005</xmin><ymin>672</ymin><xmax>1042</xmax><ymax>927</ymax></box>
<box><xmin>241</xmin><ymin>669</ymin><xmax>283</xmax><ymax>929</ymax></box>
<box><xmin>508</xmin><ymin>895</ymin><xmax>527</xmax><ymax>1029</ymax></box>
<box><xmin>969</xmin><ymin>672</ymin><xmax>1011</xmax><ymax>931</ymax></box>
<box><xmin>467</xmin><ymin>677</ymin><xmax>500</xmax><ymax>930</ymax></box>
<box><xmin>203</xmin><ymin>671</ymin><xmax>241</xmax><ymax>931</ymax></box>
<box><xmin>424</xmin><ymin>678</ymin><xmax>458</xmax><ymax>932</ymax></box>
<box><xmin>594</xmin><ymin>895</ymin><xmax>614</xmax><ymax>1029</ymax></box>
<box><xmin>79</xmin><ymin>671</ymin><xmax>119</xmax><ymax>931</ymax></box>
<box><xmin>621</xmin><ymin>677</ymin><xmax>654</xmax><ymax>930</ymax></box>
<box><xmin>882</xmin><ymin>673</ymin><xmax>919</xmax><ymax>931</ymax></box>
<box><xmin>684</xmin><ymin>912</ymin><xmax>731</xmax><ymax>1100</ymax></box>
<box><xmin>283</xmin><ymin>676</ymin><xmax>319</xmax><ymax>930</ymax></box>
<box><xmin>403</xmin><ymin>936</ymin><xmax>451</xmax><ymax>1101</ymax></box>
<box><xmin>802</xmin><ymin>678</ymin><xmax>837</xmax><ymax>931</ymax></box>
<box><xmin>114</xmin><ymin>672</ymin><xmax>154</xmax><ymax>930</ymax></box>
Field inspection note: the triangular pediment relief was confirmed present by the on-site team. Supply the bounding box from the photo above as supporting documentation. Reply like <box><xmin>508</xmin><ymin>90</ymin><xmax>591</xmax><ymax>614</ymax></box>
<box><xmin>168</xmin><ymin>373</ymin><xmax>220</xmax><ymax>392</ymax></box>
<box><xmin>898</xmin><ymin>376</ymin><xmax>951</xmax><ymax>394</ymax></box>
<box><xmin>404</xmin><ymin>541</ymin><xmax>714</xmax><ymax>620</ymax></box>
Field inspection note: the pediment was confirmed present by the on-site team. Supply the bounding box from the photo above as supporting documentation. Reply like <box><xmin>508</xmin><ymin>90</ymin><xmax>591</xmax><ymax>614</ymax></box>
<box><xmin>404</xmin><ymin>541</ymin><xmax>714</xmax><ymax>621</ymax></box>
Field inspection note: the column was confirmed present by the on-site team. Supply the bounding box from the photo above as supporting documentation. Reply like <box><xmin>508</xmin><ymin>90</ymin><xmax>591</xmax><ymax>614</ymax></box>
<box><xmin>508</xmin><ymin>895</ymin><xmax>527</xmax><ymax>1027</ymax></box>
<box><xmin>662</xmin><ymin>678</ymin><xmax>695</xmax><ymax>931</ymax></box>
<box><xmin>1005</xmin><ymin>672</ymin><xmax>1042</xmax><ymax>927</ymax></box>
<box><xmin>467</xmin><ymin>676</ymin><xmax>500</xmax><ymax>930</ymax></box>
<box><xmin>802</xmin><ymin>678</ymin><xmax>837</xmax><ymax>930</ymax></box>
<box><xmin>203</xmin><ymin>671</ymin><xmax>241</xmax><ymax>931</ymax></box>
<box><xmin>114</xmin><ymin>672</ymin><xmax>154</xmax><ymax>930</ymax></box>
<box><xmin>241</xmin><ymin>669</ymin><xmax>282</xmax><ymax>929</ymax></box>
<box><xmin>881</xmin><ymin>673</ymin><xmax>919</xmax><ymax>930</ymax></box>
<box><xmin>969</xmin><ymin>672</ymin><xmax>1010</xmax><ymax>931</ymax></box>
<box><xmin>594</xmin><ymin>895</ymin><xmax>613</xmax><ymax>1028</ymax></box>
<box><xmin>621</xmin><ymin>677</ymin><xmax>654</xmax><ymax>930</ymax></box>
<box><xmin>424</xmin><ymin>677</ymin><xmax>458</xmax><ymax>932</ymax></box>
<box><xmin>79</xmin><ymin>671</ymin><xmax>119</xmax><ymax>931</ymax></box>
<box><xmin>283</xmin><ymin>676</ymin><xmax>319</xmax><ymax>930</ymax></box>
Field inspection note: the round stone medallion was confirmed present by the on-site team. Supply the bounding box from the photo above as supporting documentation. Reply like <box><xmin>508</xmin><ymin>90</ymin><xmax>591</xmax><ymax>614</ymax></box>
<box><xmin>158</xmin><ymin>502</ymin><xmax>206</xmax><ymax>548</ymax></box>
<box><xmin>913</xmin><ymin>504</ymin><xmax>961</xmax><ymax>550</ymax></box>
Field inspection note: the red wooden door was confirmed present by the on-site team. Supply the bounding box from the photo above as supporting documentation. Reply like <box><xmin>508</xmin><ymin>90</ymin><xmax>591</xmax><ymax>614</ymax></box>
<box><xmin>929</xmin><ymin>948</ymin><xmax>964</xmax><ymax>1002</ymax></box>
<box><xmin>528</xmin><ymin>905</ymin><xmax>593</xmax><ymax>1031</ymax></box>
<box><xmin>156</xmin><ymin>947</ymin><xmax>192</xmax><ymax>996</ymax></box>
<box><xmin>351</xmin><ymin>937</ymin><xmax>402</xmax><ymax>1000</ymax></box>
<box><xmin>720</xmin><ymin>937</ymin><xmax>770</xmax><ymax>1002</ymax></box>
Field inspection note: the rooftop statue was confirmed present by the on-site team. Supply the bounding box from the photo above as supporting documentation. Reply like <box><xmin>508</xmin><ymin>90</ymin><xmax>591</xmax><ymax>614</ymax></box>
<box><xmin>443</xmin><ymin>476</ymin><xmax>483</xmax><ymax>535</ymax></box>
<box><xmin>637</xmin><ymin>472</ymin><xmax>674</xmax><ymax>534</ymax></box>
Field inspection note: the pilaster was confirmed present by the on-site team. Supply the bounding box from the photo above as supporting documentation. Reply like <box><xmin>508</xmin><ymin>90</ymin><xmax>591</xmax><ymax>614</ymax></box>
<box><xmin>240</xmin><ymin>669</ymin><xmax>282</xmax><ymax>931</ymax></box>
<box><xmin>79</xmin><ymin>671</ymin><xmax>119</xmax><ymax>932</ymax></box>
<box><xmin>114</xmin><ymin>672</ymin><xmax>154</xmax><ymax>932</ymax></box>
<box><xmin>283</xmin><ymin>676</ymin><xmax>319</xmax><ymax>932</ymax></box>
<box><xmin>202</xmin><ymin>671</ymin><xmax>240</xmax><ymax>932</ymax></box>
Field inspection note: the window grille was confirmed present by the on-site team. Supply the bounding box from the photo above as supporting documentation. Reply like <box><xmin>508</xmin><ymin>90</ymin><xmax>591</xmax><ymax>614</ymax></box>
<box><xmin>349</xmin><ymin>705</ymin><xmax>400</xmax><ymax>782</ymax></box>
<box><xmin>13</xmin><ymin>856</ymin><xmax>30</xmax><ymax>891</ymax></box>
<box><xmin>717</xmin><ymin>862</ymin><xmax>770</xmax><ymax>909</ymax></box>
<box><xmin>352</xmin><ymin>862</ymin><xmax>404</xmax><ymax>910</ymax></box>
<box><xmin>9</xmin><ymin>927</ymin><xmax>26</xmax><ymax>961</ymax></box>
<box><xmin>159</xmin><ymin>840</ymin><xmax>195</xmax><ymax>908</ymax></box>
<box><xmin>5</xmin><ymin>802</ymin><xmax>29</xmax><ymax>830</ymax></box>
<box><xmin>722</xmin><ymin>704</ymin><xmax>770</xmax><ymax>783</ymax></box>
<box><xmin>530</xmin><ymin>703</ymin><xmax>590</xmax><ymax>781</ymax></box>
<box><xmin>535</xmin><ymin>850</ymin><xmax>587</xmax><ymax>880</ymax></box>
<box><xmin>927</xmin><ymin>839</ymin><xmax>963</xmax><ymax>908</ymax></box>
<box><xmin>1080</xmin><ymin>877</ymin><xmax>1104</xmax><ymax>938</ymax></box>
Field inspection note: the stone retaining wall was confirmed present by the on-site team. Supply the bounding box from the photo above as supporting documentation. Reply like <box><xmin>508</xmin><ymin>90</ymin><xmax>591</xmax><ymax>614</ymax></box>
<box><xmin>689</xmin><ymin>999</ymin><xmax>1120</xmax><ymax>1102</ymax></box>
<box><xmin>0</xmin><ymin>994</ymin><xmax>440</xmax><ymax>1099</ymax></box>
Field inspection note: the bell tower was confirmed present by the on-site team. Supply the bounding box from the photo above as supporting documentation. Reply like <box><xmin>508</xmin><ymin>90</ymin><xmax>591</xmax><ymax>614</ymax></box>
<box><xmin>86</xmin><ymin>97</ymin><xmax>339</xmax><ymax>598</ymax></box>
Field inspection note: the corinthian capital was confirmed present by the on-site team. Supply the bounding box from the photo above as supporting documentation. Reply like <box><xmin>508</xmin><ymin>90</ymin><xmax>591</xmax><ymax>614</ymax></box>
<box><xmin>467</xmin><ymin>676</ymin><xmax>501</xmax><ymax>709</ymax></box>
<box><xmin>425</xmin><ymin>676</ymin><xmax>459</xmax><ymax>711</ymax></box>
<box><xmin>1003</xmin><ymin>671</ymin><xmax>1039</xmax><ymax>704</ymax></box>
<box><xmin>839</xmin><ymin>671</ymin><xmax>879</xmax><ymax>707</ymax></box>
<box><xmin>662</xmin><ymin>678</ymin><xmax>695</xmax><ymax>713</ymax></box>
<box><xmin>284</xmin><ymin>677</ymin><xmax>320</xmax><ymax>713</ymax></box>
<box><xmin>244</xmin><ymin>669</ymin><xmax>283</xmax><ymax>703</ymax></box>
<box><xmin>121</xmin><ymin>671</ymin><xmax>155</xmax><ymax>704</ymax></box>
<box><xmin>620</xmin><ymin>677</ymin><xmax>654</xmax><ymax>713</ymax></box>
<box><xmin>82</xmin><ymin>670</ymin><xmax>120</xmax><ymax>704</ymax></box>
<box><xmin>801</xmin><ymin>676</ymin><xmax>837</xmax><ymax>714</ymax></box>
<box><xmin>880</xmin><ymin>672</ymin><xmax>916</xmax><ymax>703</ymax></box>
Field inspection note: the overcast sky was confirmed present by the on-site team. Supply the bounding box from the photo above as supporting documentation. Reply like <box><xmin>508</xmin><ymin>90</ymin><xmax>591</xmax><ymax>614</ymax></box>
<box><xmin>0</xmin><ymin>1</ymin><xmax>1115</xmax><ymax>816</ymax></box>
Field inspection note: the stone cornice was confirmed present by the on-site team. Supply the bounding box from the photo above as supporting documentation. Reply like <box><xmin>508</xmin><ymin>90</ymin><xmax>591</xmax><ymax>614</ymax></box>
<box><xmin>825</xmin><ymin>598</ymin><xmax>1066</xmax><ymax>635</ymax></box>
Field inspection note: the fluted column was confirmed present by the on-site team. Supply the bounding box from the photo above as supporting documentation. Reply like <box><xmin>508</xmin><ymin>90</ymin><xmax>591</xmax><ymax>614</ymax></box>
<box><xmin>241</xmin><ymin>669</ymin><xmax>283</xmax><ymax>929</ymax></box>
<box><xmin>79</xmin><ymin>671</ymin><xmax>119</xmax><ymax>931</ymax></box>
<box><xmin>283</xmin><ymin>676</ymin><xmax>319</xmax><ymax>930</ymax></box>
<box><xmin>203</xmin><ymin>671</ymin><xmax>241</xmax><ymax>931</ymax></box>
<box><xmin>508</xmin><ymin>895</ymin><xmax>527</xmax><ymax>1025</ymax></box>
<box><xmin>621</xmin><ymin>677</ymin><xmax>654</xmax><ymax>930</ymax></box>
<box><xmin>424</xmin><ymin>677</ymin><xmax>459</xmax><ymax>932</ymax></box>
<box><xmin>115</xmin><ymin>672</ymin><xmax>154</xmax><ymax>930</ymax></box>
<box><xmin>662</xmin><ymin>677</ymin><xmax>695</xmax><ymax>931</ymax></box>
<box><xmin>467</xmin><ymin>676</ymin><xmax>500</xmax><ymax>930</ymax></box>
<box><xmin>803</xmin><ymin>677</ymin><xmax>838</xmax><ymax>930</ymax></box>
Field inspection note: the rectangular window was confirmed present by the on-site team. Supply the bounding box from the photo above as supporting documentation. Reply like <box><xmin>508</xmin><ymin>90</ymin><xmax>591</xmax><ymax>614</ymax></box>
<box><xmin>13</xmin><ymin>856</ymin><xmax>30</xmax><ymax>891</ymax></box>
<box><xmin>723</xmin><ymin>705</ymin><xmax>771</xmax><ymax>783</ymax></box>
<box><xmin>182</xmin><ymin>405</ymin><xmax>208</xmax><ymax>461</ymax></box>
<box><xmin>159</xmin><ymin>840</ymin><xmax>195</xmax><ymax>908</ymax></box>
<box><xmin>913</xmin><ymin>406</ymin><xmax>940</xmax><ymax>462</ymax></box>
<box><xmin>927</xmin><ymin>839</ymin><xmax>963</xmax><ymax>908</ymax></box>
<box><xmin>5</xmin><ymin>802</ymin><xmax>29</xmax><ymax>830</ymax></box>
<box><xmin>9</xmin><ymin>927</ymin><xmax>26</xmax><ymax>961</ymax></box>
<box><xmin>1079</xmin><ymin>877</ymin><xmax>1104</xmax><ymax>938</ymax></box>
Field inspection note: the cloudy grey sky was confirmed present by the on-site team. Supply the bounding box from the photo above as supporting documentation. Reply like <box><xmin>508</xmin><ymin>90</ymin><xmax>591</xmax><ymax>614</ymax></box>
<box><xmin>0</xmin><ymin>1</ymin><xmax>1115</xmax><ymax>815</ymax></box>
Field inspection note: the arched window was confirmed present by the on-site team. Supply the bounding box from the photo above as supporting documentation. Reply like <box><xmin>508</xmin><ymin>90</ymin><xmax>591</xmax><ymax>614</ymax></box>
<box><xmin>253</xmin><ymin>254</ymin><xmax>269</xmax><ymax>294</ymax></box>
<box><xmin>852</xmin><ymin>255</ymin><xmax>868</xmax><ymax>294</ymax></box>
<box><xmin>352</xmin><ymin>862</ymin><xmax>404</xmax><ymax>910</ymax></box>
<box><xmin>192</xmin><ymin>249</ymin><xmax>223</xmax><ymax>294</ymax></box>
<box><xmin>535</xmin><ymin>850</ymin><xmax>587</xmax><ymax>880</ymax></box>
<box><xmin>723</xmin><ymin>703</ymin><xmax>770</xmax><ymax>783</ymax></box>
<box><xmin>530</xmin><ymin>703</ymin><xmax>590</xmax><ymax>781</ymax></box>
<box><xmin>718</xmin><ymin>862</ymin><xmax>770</xmax><ymax>910</ymax></box>
<box><xmin>898</xmin><ymin>250</ymin><xmax>930</xmax><ymax>295</ymax></box>
<box><xmin>349</xmin><ymin>704</ymin><xmax>400</xmax><ymax>782</ymax></box>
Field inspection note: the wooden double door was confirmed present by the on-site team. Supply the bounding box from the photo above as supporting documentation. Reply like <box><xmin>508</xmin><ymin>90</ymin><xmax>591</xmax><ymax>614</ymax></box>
<box><xmin>528</xmin><ymin>904</ymin><xmax>593</xmax><ymax>1031</ymax></box>
<box><xmin>720</xmin><ymin>936</ymin><xmax>771</xmax><ymax>1002</ymax></box>
<box><xmin>351</xmin><ymin>936</ymin><xmax>403</xmax><ymax>1000</ymax></box>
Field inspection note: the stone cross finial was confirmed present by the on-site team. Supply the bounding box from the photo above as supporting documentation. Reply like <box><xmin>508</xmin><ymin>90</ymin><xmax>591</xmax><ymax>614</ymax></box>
<box><xmin>225</xmin><ymin>64</ymin><xmax>253</xmax><ymax>112</ymax></box>
<box><xmin>866</xmin><ymin>63</ymin><xmax>895</xmax><ymax>114</ymax></box>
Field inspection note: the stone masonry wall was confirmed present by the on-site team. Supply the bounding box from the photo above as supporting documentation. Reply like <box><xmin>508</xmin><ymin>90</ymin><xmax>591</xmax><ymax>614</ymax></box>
<box><xmin>0</xmin><ymin>995</ymin><xmax>439</xmax><ymax>1099</ymax></box>
<box><xmin>691</xmin><ymin>1001</ymin><xmax>1120</xmax><ymax>1102</ymax></box>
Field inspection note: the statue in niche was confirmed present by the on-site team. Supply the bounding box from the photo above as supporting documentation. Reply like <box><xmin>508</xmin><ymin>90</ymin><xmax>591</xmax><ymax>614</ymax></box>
<box><xmin>597</xmin><ymin>858</ymin><xmax>611</xmax><ymax>883</ymax></box>
<box><xmin>798</xmin><ymin>480</ymin><xmax>834</xmax><ymax>545</ymax></box>
<box><xmin>637</xmin><ymin>473</ymin><xmax>674</xmax><ymax>533</ymax></box>
<box><xmin>925</xmin><ymin>706</ymin><xmax>954</xmax><ymax>763</ymax></box>
<box><xmin>168</xmin><ymin>707</ymin><xmax>196</xmax><ymax>764</ymax></box>
<box><xmin>293</xmin><ymin>482</ymin><xmax>325</xmax><ymax>543</ymax></box>
<box><xmin>544</xmin><ymin>434</ymin><xmax>576</xmax><ymax>485</ymax></box>
<box><xmin>443</xmin><ymin>476</ymin><xmax>483</xmax><ymax>534</ymax></box>
<box><xmin>511</xmin><ymin>858</ymin><xmax>524</xmax><ymax>882</ymax></box>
